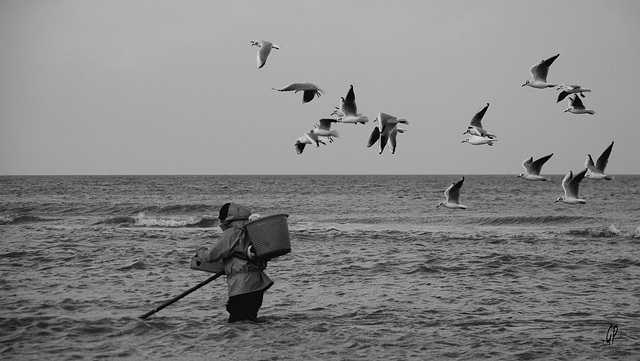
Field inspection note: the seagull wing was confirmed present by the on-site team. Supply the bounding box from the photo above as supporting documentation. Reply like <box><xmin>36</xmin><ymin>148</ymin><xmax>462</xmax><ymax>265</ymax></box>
<box><xmin>388</xmin><ymin>127</ymin><xmax>398</xmax><ymax>154</ymax></box>
<box><xmin>595</xmin><ymin>141</ymin><xmax>614</xmax><ymax>173</ymax></box>
<box><xmin>522</xmin><ymin>157</ymin><xmax>534</xmax><ymax>174</ymax></box>
<box><xmin>445</xmin><ymin>177</ymin><xmax>464</xmax><ymax>203</ymax></box>
<box><xmin>529</xmin><ymin>153</ymin><xmax>553</xmax><ymax>175</ymax></box>
<box><xmin>318</xmin><ymin>118</ymin><xmax>337</xmax><ymax>131</ymax></box>
<box><xmin>302</xmin><ymin>84</ymin><xmax>323</xmax><ymax>103</ymax></box>
<box><xmin>367</xmin><ymin>126</ymin><xmax>380</xmax><ymax>148</ymax></box>
<box><xmin>585</xmin><ymin>154</ymin><xmax>596</xmax><ymax>173</ymax></box>
<box><xmin>344</xmin><ymin>84</ymin><xmax>355</xmax><ymax>103</ymax></box>
<box><xmin>541</xmin><ymin>53</ymin><xmax>560</xmax><ymax>68</ymax></box>
<box><xmin>561</xmin><ymin>171</ymin><xmax>573</xmax><ymax>197</ymax></box>
<box><xmin>294</xmin><ymin>140</ymin><xmax>306</xmax><ymax>155</ymax></box>
<box><xmin>530</xmin><ymin>54</ymin><xmax>559</xmax><ymax>82</ymax></box>
<box><xmin>569</xmin><ymin>94</ymin><xmax>585</xmax><ymax>109</ymax></box>
<box><xmin>273</xmin><ymin>83</ymin><xmax>303</xmax><ymax>92</ymax></box>
<box><xmin>342</xmin><ymin>85</ymin><xmax>357</xmax><ymax>116</ymax></box>
<box><xmin>443</xmin><ymin>183</ymin><xmax>455</xmax><ymax>203</ymax></box>
<box><xmin>302</xmin><ymin>90</ymin><xmax>317</xmax><ymax>103</ymax></box>
<box><xmin>274</xmin><ymin>83</ymin><xmax>319</xmax><ymax>92</ymax></box>
<box><xmin>557</xmin><ymin>90</ymin><xmax>570</xmax><ymax>103</ymax></box>
<box><xmin>256</xmin><ymin>41</ymin><xmax>273</xmax><ymax>68</ymax></box>
<box><xmin>469</xmin><ymin>103</ymin><xmax>490</xmax><ymax>128</ymax></box>
<box><xmin>568</xmin><ymin>168</ymin><xmax>588</xmax><ymax>197</ymax></box>
<box><xmin>378</xmin><ymin>126</ymin><xmax>389</xmax><ymax>153</ymax></box>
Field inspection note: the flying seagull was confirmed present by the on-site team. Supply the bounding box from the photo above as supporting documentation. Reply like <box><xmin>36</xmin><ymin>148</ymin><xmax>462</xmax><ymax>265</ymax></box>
<box><xmin>294</xmin><ymin>132</ymin><xmax>326</xmax><ymax>155</ymax></box>
<box><xmin>250</xmin><ymin>40</ymin><xmax>279</xmax><ymax>69</ymax></box>
<box><xmin>463</xmin><ymin>102</ymin><xmax>496</xmax><ymax>139</ymax></box>
<box><xmin>331</xmin><ymin>108</ymin><xmax>369</xmax><ymax>124</ymax></box>
<box><xmin>436</xmin><ymin>177</ymin><xmax>467</xmax><ymax>209</ymax></box>
<box><xmin>331</xmin><ymin>85</ymin><xmax>369</xmax><ymax>124</ymax></box>
<box><xmin>367</xmin><ymin>112</ymin><xmax>408</xmax><ymax>154</ymax></box>
<box><xmin>462</xmin><ymin>135</ymin><xmax>497</xmax><ymax>146</ymax></box>
<box><xmin>555</xmin><ymin>168</ymin><xmax>588</xmax><ymax>204</ymax></box>
<box><xmin>522</xmin><ymin>54</ymin><xmax>560</xmax><ymax>89</ymax></box>
<box><xmin>518</xmin><ymin>153</ymin><xmax>553</xmax><ymax>181</ymax></box>
<box><xmin>585</xmin><ymin>141</ymin><xmax>614</xmax><ymax>180</ymax></box>
<box><xmin>273</xmin><ymin>83</ymin><xmax>324</xmax><ymax>103</ymax></box>
<box><xmin>556</xmin><ymin>84</ymin><xmax>591</xmax><ymax>103</ymax></box>
<box><xmin>565</xmin><ymin>94</ymin><xmax>595</xmax><ymax>115</ymax></box>
<box><xmin>311</xmin><ymin>118</ymin><xmax>339</xmax><ymax>142</ymax></box>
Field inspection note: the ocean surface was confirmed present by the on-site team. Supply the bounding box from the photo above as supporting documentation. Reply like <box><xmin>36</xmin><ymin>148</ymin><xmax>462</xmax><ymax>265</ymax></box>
<box><xmin>1</xmin><ymin>174</ymin><xmax>639</xmax><ymax>360</ymax></box>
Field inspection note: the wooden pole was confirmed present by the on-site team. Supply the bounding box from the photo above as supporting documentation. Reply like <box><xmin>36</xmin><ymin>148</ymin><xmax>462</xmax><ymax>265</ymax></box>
<box><xmin>139</xmin><ymin>272</ymin><xmax>224</xmax><ymax>320</ymax></box>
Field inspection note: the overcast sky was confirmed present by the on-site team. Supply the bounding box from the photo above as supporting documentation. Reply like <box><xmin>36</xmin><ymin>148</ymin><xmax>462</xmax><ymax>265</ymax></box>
<box><xmin>2</xmin><ymin>1</ymin><xmax>639</xmax><ymax>175</ymax></box>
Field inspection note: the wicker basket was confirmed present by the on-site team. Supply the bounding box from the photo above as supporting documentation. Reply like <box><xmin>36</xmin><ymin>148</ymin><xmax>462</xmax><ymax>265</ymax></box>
<box><xmin>244</xmin><ymin>214</ymin><xmax>291</xmax><ymax>261</ymax></box>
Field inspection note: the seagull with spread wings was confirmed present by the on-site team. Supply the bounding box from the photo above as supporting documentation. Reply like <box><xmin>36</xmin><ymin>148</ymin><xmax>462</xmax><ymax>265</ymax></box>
<box><xmin>556</xmin><ymin>84</ymin><xmax>591</xmax><ymax>103</ymax></box>
<box><xmin>463</xmin><ymin>103</ymin><xmax>496</xmax><ymax>139</ymax></box>
<box><xmin>585</xmin><ymin>141</ymin><xmax>614</xmax><ymax>180</ymax></box>
<box><xmin>565</xmin><ymin>94</ymin><xmax>595</xmax><ymax>115</ymax></box>
<box><xmin>367</xmin><ymin>112</ymin><xmax>408</xmax><ymax>154</ymax></box>
<box><xmin>518</xmin><ymin>153</ymin><xmax>554</xmax><ymax>181</ymax></box>
<box><xmin>332</xmin><ymin>85</ymin><xmax>369</xmax><ymax>124</ymax></box>
<box><xmin>522</xmin><ymin>54</ymin><xmax>560</xmax><ymax>89</ymax></box>
<box><xmin>311</xmin><ymin>118</ymin><xmax>339</xmax><ymax>143</ymax></box>
<box><xmin>294</xmin><ymin>132</ymin><xmax>326</xmax><ymax>155</ymax></box>
<box><xmin>250</xmin><ymin>40</ymin><xmax>279</xmax><ymax>69</ymax></box>
<box><xmin>436</xmin><ymin>177</ymin><xmax>467</xmax><ymax>209</ymax></box>
<box><xmin>555</xmin><ymin>169</ymin><xmax>588</xmax><ymax>204</ymax></box>
<box><xmin>273</xmin><ymin>83</ymin><xmax>324</xmax><ymax>103</ymax></box>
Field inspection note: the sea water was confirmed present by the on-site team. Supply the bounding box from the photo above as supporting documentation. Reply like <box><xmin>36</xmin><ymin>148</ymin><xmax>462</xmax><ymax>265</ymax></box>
<box><xmin>1</xmin><ymin>175</ymin><xmax>639</xmax><ymax>360</ymax></box>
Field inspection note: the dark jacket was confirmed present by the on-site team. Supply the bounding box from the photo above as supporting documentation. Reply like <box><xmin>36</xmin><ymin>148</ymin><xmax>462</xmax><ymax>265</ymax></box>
<box><xmin>200</xmin><ymin>203</ymin><xmax>273</xmax><ymax>297</ymax></box>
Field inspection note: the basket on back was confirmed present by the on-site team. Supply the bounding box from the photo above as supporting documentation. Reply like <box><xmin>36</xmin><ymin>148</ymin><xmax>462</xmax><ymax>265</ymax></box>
<box><xmin>244</xmin><ymin>214</ymin><xmax>291</xmax><ymax>261</ymax></box>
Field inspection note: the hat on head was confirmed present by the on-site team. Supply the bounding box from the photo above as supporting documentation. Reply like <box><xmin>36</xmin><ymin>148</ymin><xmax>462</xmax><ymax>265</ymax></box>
<box><xmin>218</xmin><ymin>203</ymin><xmax>231</xmax><ymax>221</ymax></box>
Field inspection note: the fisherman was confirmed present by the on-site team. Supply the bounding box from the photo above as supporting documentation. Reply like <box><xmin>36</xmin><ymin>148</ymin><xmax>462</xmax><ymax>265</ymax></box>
<box><xmin>196</xmin><ymin>203</ymin><xmax>273</xmax><ymax>323</ymax></box>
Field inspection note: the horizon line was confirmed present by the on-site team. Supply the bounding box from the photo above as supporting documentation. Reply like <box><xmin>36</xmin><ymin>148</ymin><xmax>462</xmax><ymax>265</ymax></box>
<box><xmin>1</xmin><ymin>173</ymin><xmax>638</xmax><ymax>177</ymax></box>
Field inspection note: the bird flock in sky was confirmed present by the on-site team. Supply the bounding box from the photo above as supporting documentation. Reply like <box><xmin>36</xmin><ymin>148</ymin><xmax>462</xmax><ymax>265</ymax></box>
<box><xmin>250</xmin><ymin>41</ymin><xmax>615</xmax><ymax>207</ymax></box>
<box><xmin>250</xmin><ymin>40</ymin><xmax>407</xmax><ymax>156</ymax></box>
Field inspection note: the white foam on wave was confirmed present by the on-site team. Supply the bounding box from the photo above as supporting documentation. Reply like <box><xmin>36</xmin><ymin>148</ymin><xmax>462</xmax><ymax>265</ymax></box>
<box><xmin>133</xmin><ymin>212</ymin><xmax>211</xmax><ymax>228</ymax></box>
<box><xmin>608</xmin><ymin>224</ymin><xmax>621</xmax><ymax>235</ymax></box>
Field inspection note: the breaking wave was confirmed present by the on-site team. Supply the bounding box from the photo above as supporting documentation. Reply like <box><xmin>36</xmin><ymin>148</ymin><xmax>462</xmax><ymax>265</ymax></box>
<box><xmin>567</xmin><ymin>224</ymin><xmax>640</xmax><ymax>238</ymax></box>
<box><xmin>94</xmin><ymin>213</ymin><xmax>217</xmax><ymax>228</ymax></box>
<box><xmin>0</xmin><ymin>214</ymin><xmax>57</xmax><ymax>225</ymax></box>
<box><xmin>476</xmin><ymin>215</ymin><xmax>591</xmax><ymax>226</ymax></box>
